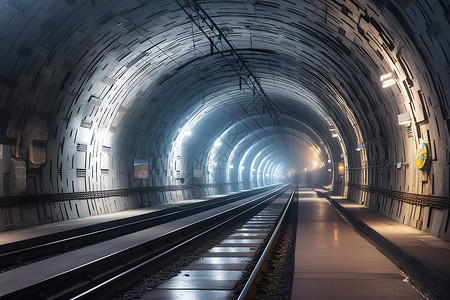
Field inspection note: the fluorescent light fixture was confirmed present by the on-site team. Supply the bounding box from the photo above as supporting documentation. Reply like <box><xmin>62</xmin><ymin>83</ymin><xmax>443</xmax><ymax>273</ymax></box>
<box><xmin>382</xmin><ymin>79</ymin><xmax>396</xmax><ymax>88</ymax></box>
<box><xmin>338</xmin><ymin>162</ymin><xmax>345</xmax><ymax>175</ymax></box>
<box><xmin>380</xmin><ymin>72</ymin><xmax>397</xmax><ymax>88</ymax></box>
<box><xmin>397</xmin><ymin>112</ymin><xmax>411</xmax><ymax>126</ymax></box>
<box><xmin>229</xmin><ymin>165</ymin><xmax>234</xmax><ymax>169</ymax></box>
<box><xmin>332</xmin><ymin>133</ymin><xmax>339</xmax><ymax>137</ymax></box>
<box><xmin>380</xmin><ymin>72</ymin><xmax>393</xmax><ymax>81</ymax></box>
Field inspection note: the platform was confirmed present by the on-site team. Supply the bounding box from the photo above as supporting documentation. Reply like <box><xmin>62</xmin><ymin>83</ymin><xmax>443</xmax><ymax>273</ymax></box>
<box><xmin>292</xmin><ymin>189</ymin><xmax>426</xmax><ymax>299</ymax></box>
<box><xmin>318</xmin><ymin>190</ymin><xmax>450</xmax><ymax>299</ymax></box>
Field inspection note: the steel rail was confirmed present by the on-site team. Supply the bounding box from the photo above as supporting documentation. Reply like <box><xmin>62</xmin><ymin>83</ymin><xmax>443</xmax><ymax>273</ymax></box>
<box><xmin>66</xmin><ymin>185</ymin><xmax>289</xmax><ymax>300</ymax></box>
<box><xmin>0</xmin><ymin>186</ymin><xmax>276</xmax><ymax>269</ymax></box>
<box><xmin>1</xmin><ymin>185</ymin><xmax>289</xmax><ymax>300</ymax></box>
<box><xmin>237</xmin><ymin>188</ymin><xmax>296</xmax><ymax>300</ymax></box>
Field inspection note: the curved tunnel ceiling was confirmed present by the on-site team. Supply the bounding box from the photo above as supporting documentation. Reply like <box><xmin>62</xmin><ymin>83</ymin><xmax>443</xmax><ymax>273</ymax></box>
<box><xmin>0</xmin><ymin>0</ymin><xmax>448</xmax><ymax>198</ymax></box>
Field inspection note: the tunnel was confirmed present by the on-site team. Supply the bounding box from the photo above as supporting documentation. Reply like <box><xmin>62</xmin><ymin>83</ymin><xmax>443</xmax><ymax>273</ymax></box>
<box><xmin>0</xmin><ymin>0</ymin><xmax>449</xmax><ymax>244</ymax></box>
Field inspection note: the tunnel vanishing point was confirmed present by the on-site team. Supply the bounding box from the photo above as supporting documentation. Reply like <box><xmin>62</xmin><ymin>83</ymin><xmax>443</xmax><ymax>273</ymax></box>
<box><xmin>0</xmin><ymin>0</ymin><xmax>449</xmax><ymax>240</ymax></box>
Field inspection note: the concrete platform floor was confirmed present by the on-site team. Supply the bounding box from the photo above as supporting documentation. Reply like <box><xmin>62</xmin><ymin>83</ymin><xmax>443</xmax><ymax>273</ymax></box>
<box><xmin>292</xmin><ymin>189</ymin><xmax>424</xmax><ymax>299</ymax></box>
<box><xmin>320</xmin><ymin>191</ymin><xmax>450</xmax><ymax>299</ymax></box>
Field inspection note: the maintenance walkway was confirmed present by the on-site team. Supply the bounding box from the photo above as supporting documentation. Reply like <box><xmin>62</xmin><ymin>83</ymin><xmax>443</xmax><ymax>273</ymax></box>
<box><xmin>292</xmin><ymin>188</ymin><xmax>449</xmax><ymax>299</ymax></box>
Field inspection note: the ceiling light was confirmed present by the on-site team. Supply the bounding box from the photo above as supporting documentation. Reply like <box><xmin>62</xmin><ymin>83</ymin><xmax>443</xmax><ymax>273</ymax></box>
<box><xmin>380</xmin><ymin>72</ymin><xmax>393</xmax><ymax>81</ymax></box>
<box><xmin>380</xmin><ymin>72</ymin><xmax>397</xmax><ymax>88</ymax></box>
<box><xmin>382</xmin><ymin>79</ymin><xmax>396</xmax><ymax>88</ymax></box>
<box><xmin>397</xmin><ymin>112</ymin><xmax>411</xmax><ymax>126</ymax></box>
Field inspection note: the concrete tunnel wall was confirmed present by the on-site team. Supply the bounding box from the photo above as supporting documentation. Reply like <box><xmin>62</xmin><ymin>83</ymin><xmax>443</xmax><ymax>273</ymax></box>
<box><xmin>0</xmin><ymin>0</ymin><xmax>449</xmax><ymax>240</ymax></box>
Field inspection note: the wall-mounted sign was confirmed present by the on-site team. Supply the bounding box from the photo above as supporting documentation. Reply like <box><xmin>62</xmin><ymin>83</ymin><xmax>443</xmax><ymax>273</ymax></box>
<box><xmin>416</xmin><ymin>142</ymin><xmax>431</xmax><ymax>171</ymax></box>
<box><xmin>133</xmin><ymin>158</ymin><xmax>149</xmax><ymax>179</ymax></box>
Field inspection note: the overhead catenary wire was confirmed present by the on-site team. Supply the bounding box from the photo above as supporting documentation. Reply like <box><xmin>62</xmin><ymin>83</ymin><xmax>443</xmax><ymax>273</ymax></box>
<box><xmin>175</xmin><ymin>0</ymin><xmax>290</xmax><ymax>154</ymax></box>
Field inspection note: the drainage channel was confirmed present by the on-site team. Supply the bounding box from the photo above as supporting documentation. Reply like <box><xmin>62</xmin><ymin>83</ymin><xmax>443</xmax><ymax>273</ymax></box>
<box><xmin>140</xmin><ymin>197</ymin><xmax>288</xmax><ymax>299</ymax></box>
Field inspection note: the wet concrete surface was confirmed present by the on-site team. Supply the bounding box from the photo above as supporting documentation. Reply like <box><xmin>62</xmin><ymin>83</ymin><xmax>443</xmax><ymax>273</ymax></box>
<box><xmin>292</xmin><ymin>189</ymin><xmax>424</xmax><ymax>299</ymax></box>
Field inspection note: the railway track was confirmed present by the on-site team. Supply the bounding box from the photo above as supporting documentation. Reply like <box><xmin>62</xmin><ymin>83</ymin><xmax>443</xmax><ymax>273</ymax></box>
<box><xmin>238</xmin><ymin>187</ymin><xmax>296</xmax><ymax>299</ymax></box>
<box><xmin>119</xmin><ymin>187</ymin><xmax>297</xmax><ymax>299</ymax></box>
<box><xmin>1</xmin><ymin>185</ymin><xmax>289</xmax><ymax>300</ymax></box>
<box><xmin>0</xmin><ymin>186</ymin><xmax>276</xmax><ymax>270</ymax></box>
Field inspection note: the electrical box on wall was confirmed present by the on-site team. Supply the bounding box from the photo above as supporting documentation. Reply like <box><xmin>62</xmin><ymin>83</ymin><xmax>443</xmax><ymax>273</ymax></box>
<box><xmin>0</xmin><ymin>145</ymin><xmax>4</xmax><ymax>197</ymax></box>
<box><xmin>0</xmin><ymin>145</ymin><xmax>11</xmax><ymax>197</ymax></box>
<box><xmin>422</xmin><ymin>170</ymin><xmax>428</xmax><ymax>182</ymax></box>
<box><xmin>193</xmin><ymin>169</ymin><xmax>203</xmax><ymax>178</ymax></box>
<box><xmin>10</xmin><ymin>158</ymin><xmax>26</xmax><ymax>195</ymax></box>
<box><xmin>133</xmin><ymin>158</ymin><xmax>149</xmax><ymax>179</ymax></box>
